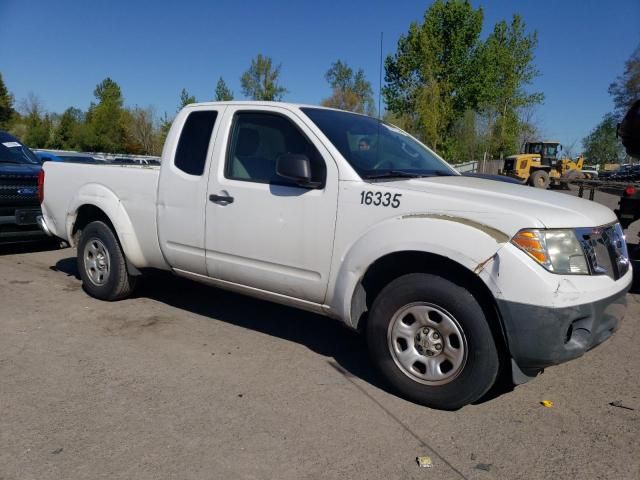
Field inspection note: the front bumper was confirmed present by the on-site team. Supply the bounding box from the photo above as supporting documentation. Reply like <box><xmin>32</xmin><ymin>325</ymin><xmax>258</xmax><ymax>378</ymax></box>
<box><xmin>498</xmin><ymin>171</ymin><xmax>526</xmax><ymax>183</ymax></box>
<box><xmin>0</xmin><ymin>210</ymin><xmax>45</xmax><ymax>241</ymax></box>
<box><xmin>497</xmin><ymin>285</ymin><xmax>630</xmax><ymax>375</ymax></box>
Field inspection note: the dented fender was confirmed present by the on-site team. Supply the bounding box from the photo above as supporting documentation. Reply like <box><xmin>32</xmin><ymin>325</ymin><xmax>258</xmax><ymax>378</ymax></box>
<box><xmin>326</xmin><ymin>214</ymin><xmax>511</xmax><ymax>327</ymax></box>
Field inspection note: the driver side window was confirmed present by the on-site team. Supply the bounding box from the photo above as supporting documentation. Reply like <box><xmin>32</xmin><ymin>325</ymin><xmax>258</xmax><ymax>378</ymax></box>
<box><xmin>225</xmin><ymin>112</ymin><xmax>326</xmax><ymax>186</ymax></box>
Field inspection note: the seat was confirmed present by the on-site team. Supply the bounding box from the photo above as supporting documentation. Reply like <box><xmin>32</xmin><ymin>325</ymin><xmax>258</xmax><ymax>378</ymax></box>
<box><xmin>232</xmin><ymin>127</ymin><xmax>276</xmax><ymax>182</ymax></box>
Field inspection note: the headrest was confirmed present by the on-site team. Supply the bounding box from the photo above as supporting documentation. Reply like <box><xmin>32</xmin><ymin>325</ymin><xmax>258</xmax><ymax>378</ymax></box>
<box><xmin>236</xmin><ymin>128</ymin><xmax>260</xmax><ymax>156</ymax></box>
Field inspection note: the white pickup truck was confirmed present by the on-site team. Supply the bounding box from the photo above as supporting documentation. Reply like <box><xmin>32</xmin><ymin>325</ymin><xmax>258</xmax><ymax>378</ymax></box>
<box><xmin>38</xmin><ymin>102</ymin><xmax>631</xmax><ymax>409</ymax></box>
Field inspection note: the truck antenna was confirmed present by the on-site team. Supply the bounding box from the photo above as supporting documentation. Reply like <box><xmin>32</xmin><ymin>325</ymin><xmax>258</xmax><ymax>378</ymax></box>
<box><xmin>378</xmin><ymin>31</ymin><xmax>383</xmax><ymax>121</ymax></box>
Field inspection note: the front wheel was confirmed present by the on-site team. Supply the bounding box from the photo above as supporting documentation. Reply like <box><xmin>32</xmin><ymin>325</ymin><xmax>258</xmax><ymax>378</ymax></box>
<box><xmin>529</xmin><ymin>170</ymin><xmax>550</xmax><ymax>189</ymax></box>
<box><xmin>366</xmin><ymin>273</ymin><xmax>500</xmax><ymax>410</ymax></box>
<box><xmin>77</xmin><ymin>221</ymin><xmax>137</xmax><ymax>301</ymax></box>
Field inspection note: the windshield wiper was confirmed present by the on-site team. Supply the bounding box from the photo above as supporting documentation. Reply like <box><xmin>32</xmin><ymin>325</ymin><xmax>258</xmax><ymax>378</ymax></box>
<box><xmin>362</xmin><ymin>170</ymin><xmax>454</xmax><ymax>180</ymax></box>
<box><xmin>0</xmin><ymin>159</ymin><xmax>24</xmax><ymax>164</ymax></box>
<box><xmin>362</xmin><ymin>170</ymin><xmax>424</xmax><ymax>180</ymax></box>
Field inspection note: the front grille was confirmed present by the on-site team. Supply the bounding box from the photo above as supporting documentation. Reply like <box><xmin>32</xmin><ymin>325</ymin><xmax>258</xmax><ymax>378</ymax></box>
<box><xmin>577</xmin><ymin>223</ymin><xmax>629</xmax><ymax>280</ymax></box>
<box><xmin>504</xmin><ymin>159</ymin><xmax>515</xmax><ymax>171</ymax></box>
<box><xmin>0</xmin><ymin>176</ymin><xmax>39</xmax><ymax>204</ymax></box>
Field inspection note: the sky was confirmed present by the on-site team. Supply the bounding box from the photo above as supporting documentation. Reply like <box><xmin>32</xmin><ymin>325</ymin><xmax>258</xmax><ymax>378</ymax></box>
<box><xmin>1</xmin><ymin>0</ymin><xmax>638</xmax><ymax>151</ymax></box>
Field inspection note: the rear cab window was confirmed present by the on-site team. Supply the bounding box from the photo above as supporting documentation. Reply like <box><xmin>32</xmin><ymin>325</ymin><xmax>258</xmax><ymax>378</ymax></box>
<box><xmin>174</xmin><ymin>110</ymin><xmax>218</xmax><ymax>175</ymax></box>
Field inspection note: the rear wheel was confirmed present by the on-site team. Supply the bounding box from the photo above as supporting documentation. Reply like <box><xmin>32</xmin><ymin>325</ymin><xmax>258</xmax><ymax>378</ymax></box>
<box><xmin>366</xmin><ymin>273</ymin><xmax>500</xmax><ymax>410</ymax></box>
<box><xmin>529</xmin><ymin>170</ymin><xmax>550</xmax><ymax>189</ymax></box>
<box><xmin>77</xmin><ymin>221</ymin><xmax>137</xmax><ymax>301</ymax></box>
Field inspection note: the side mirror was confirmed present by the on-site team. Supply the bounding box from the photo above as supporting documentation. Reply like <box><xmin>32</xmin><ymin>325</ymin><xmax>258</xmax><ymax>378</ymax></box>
<box><xmin>619</xmin><ymin>100</ymin><xmax>640</xmax><ymax>158</ymax></box>
<box><xmin>276</xmin><ymin>153</ymin><xmax>321</xmax><ymax>188</ymax></box>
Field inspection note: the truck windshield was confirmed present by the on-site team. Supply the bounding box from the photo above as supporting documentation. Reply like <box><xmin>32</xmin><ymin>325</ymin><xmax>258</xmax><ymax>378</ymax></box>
<box><xmin>301</xmin><ymin>108</ymin><xmax>457</xmax><ymax>179</ymax></box>
<box><xmin>0</xmin><ymin>133</ymin><xmax>41</xmax><ymax>165</ymax></box>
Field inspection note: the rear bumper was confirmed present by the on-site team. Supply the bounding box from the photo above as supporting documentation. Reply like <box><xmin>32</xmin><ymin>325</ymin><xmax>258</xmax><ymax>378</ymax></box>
<box><xmin>497</xmin><ymin>286</ymin><xmax>630</xmax><ymax>374</ymax></box>
<box><xmin>36</xmin><ymin>215</ymin><xmax>53</xmax><ymax>236</ymax></box>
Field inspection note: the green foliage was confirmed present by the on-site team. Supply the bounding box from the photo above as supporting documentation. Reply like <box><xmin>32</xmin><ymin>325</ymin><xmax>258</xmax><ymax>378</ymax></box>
<box><xmin>156</xmin><ymin>112</ymin><xmax>173</xmax><ymax>154</ymax></box>
<box><xmin>477</xmin><ymin>15</ymin><xmax>544</xmax><ymax>156</ymax></box>
<box><xmin>215</xmin><ymin>77</ymin><xmax>234</xmax><ymax>101</ymax></box>
<box><xmin>126</xmin><ymin>106</ymin><xmax>156</xmax><ymax>155</ymax></box>
<box><xmin>322</xmin><ymin>60</ymin><xmax>376</xmax><ymax>115</ymax></box>
<box><xmin>16</xmin><ymin>93</ymin><xmax>51</xmax><ymax>148</ymax></box>
<box><xmin>0</xmin><ymin>72</ymin><xmax>16</xmax><ymax>130</ymax></box>
<box><xmin>23</xmin><ymin>113</ymin><xmax>52</xmax><ymax>148</ymax></box>
<box><xmin>82</xmin><ymin>78</ymin><xmax>128</xmax><ymax>152</ymax></box>
<box><xmin>51</xmin><ymin>107</ymin><xmax>84</xmax><ymax>149</ymax></box>
<box><xmin>240</xmin><ymin>54</ymin><xmax>287</xmax><ymax>101</ymax></box>
<box><xmin>178</xmin><ymin>88</ymin><xmax>196</xmax><ymax>111</ymax></box>
<box><xmin>582</xmin><ymin>114</ymin><xmax>625</xmax><ymax>165</ymax></box>
<box><xmin>383</xmin><ymin>1</ymin><xmax>543</xmax><ymax>160</ymax></box>
<box><xmin>608</xmin><ymin>46</ymin><xmax>640</xmax><ymax>118</ymax></box>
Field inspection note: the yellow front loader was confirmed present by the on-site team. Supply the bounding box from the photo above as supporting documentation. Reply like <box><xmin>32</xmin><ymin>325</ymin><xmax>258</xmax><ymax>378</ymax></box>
<box><xmin>500</xmin><ymin>141</ymin><xmax>585</xmax><ymax>189</ymax></box>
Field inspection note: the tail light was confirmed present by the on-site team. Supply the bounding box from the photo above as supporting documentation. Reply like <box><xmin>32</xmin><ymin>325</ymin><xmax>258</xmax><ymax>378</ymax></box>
<box><xmin>37</xmin><ymin>169</ymin><xmax>45</xmax><ymax>203</ymax></box>
<box><xmin>624</xmin><ymin>185</ymin><xmax>635</xmax><ymax>197</ymax></box>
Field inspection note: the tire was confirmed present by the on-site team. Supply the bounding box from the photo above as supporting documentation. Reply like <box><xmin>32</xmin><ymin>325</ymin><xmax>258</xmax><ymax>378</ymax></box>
<box><xmin>529</xmin><ymin>170</ymin><xmax>550</xmax><ymax>189</ymax></box>
<box><xmin>77</xmin><ymin>220</ymin><xmax>137</xmax><ymax>301</ymax></box>
<box><xmin>366</xmin><ymin>273</ymin><xmax>500</xmax><ymax>410</ymax></box>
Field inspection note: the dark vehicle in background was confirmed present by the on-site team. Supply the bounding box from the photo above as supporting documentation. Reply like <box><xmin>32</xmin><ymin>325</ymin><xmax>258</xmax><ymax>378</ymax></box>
<box><xmin>612</xmin><ymin>100</ymin><xmax>640</xmax><ymax>229</ymax></box>
<box><xmin>34</xmin><ymin>150</ymin><xmax>102</xmax><ymax>164</ymax></box>
<box><xmin>0</xmin><ymin>131</ymin><xmax>45</xmax><ymax>242</ymax></box>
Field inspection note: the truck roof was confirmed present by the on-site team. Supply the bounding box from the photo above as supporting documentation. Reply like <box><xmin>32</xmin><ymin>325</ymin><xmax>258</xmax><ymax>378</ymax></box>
<box><xmin>182</xmin><ymin>101</ymin><xmax>372</xmax><ymax>117</ymax></box>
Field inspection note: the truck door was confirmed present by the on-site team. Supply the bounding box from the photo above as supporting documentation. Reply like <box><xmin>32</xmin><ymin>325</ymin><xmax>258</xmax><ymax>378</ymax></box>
<box><xmin>204</xmin><ymin>106</ymin><xmax>339</xmax><ymax>304</ymax></box>
<box><xmin>157</xmin><ymin>106</ymin><xmax>224</xmax><ymax>275</ymax></box>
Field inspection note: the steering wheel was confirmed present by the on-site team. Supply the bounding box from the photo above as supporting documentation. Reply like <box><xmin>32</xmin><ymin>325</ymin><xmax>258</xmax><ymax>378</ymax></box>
<box><xmin>401</xmin><ymin>142</ymin><xmax>420</xmax><ymax>158</ymax></box>
<box><xmin>371</xmin><ymin>158</ymin><xmax>393</xmax><ymax>170</ymax></box>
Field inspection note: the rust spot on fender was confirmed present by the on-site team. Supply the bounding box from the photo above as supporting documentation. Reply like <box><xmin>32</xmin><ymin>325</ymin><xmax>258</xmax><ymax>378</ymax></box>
<box><xmin>401</xmin><ymin>213</ymin><xmax>510</xmax><ymax>244</ymax></box>
<box><xmin>473</xmin><ymin>254</ymin><xmax>497</xmax><ymax>274</ymax></box>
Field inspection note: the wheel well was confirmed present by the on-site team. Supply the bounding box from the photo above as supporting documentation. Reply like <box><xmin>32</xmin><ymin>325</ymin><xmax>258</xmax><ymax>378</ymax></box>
<box><xmin>71</xmin><ymin>204</ymin><xmax>142</xmax><ymax>276</ymax></box>
<box><xmin>353</xmin><ymin>251</ymin><xmax>508</xmax><ymax>353</ymax></box>
<box><xmin>72</xmin><ymin>205</ymin><xmax>115</xmax><ymax>245</ymax></box>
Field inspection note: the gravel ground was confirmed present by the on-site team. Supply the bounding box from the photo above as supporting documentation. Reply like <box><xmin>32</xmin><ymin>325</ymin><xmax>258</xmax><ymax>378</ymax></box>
<box><xmin>1</xmin><ymin>186</ymin><xmax>638</xmax><ymax>480</ymax></box>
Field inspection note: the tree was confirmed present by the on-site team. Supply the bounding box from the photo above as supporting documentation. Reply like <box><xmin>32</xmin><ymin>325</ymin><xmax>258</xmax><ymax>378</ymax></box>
<box><xmin>582</xmin><ymin>114</ymin><xmax>625</xmax><ymax>165</ymax></box>
<box><xmin>0</xmin><ymin>72</ymin><xmax>16</xmax><ymax>130</ymax></box>
<box><xmin>18</xmin><ymin>93</ymin><xmax>51</xmax><ymax>147</ymax></box>
<box><xmin>477</xmin><ymin>15</ymin><xmax>544</xmax><ymax>157</ymax></box>
<box><xmin>321</xmin><ymin>60</ymin><xmax>375</xmax><ymax>115</ymax></box>
<box><xmin>83</xmin><ymin>78</ymin><xmax>128</xmax><ymax>152</ymax></box>
<box><xmin>609</xmin><ymin>46</ymin><xmax>640</xmax><ymax>118</ymax></box>
<box><xmin>215</xmin><ymin>77</ymin><xmax>234</xmax><ymax>101</ymax></box>
<box><xmin>51</xmin><ymin>107</ymin><xmax>84</xmax><ymax>149</ymax></box>
<box><xmin>240</xmin><ymin>54</ymin><xmax>287</xmax><ymax>101</ymax></box>
<box><xmin>384</xmin><ymin>1</ymin><xmax>484</xmax><ymax>115</ymax></box>
<box><xmin>126</xmin><ymin>106</ymin><xmax>156</xmax><ymax>155</ymax></box>
<box><xmin>156</xmin><ymin>112</ymin><xmax>173</xmax><ymax>154</ymax></box>
<box><xmin>383</xmin><ymin>0</ymin><xmax>484</xmax><ymax>156</ymax></box>
<box><xmin>383</xmin><ymin>2</ymin><xmax>542</xmax><ymax>160</ymax></box>
<box><xmin>178</xmin><ymin>88</ymin><xmax>196</xmax><ymax>111</ymax></box>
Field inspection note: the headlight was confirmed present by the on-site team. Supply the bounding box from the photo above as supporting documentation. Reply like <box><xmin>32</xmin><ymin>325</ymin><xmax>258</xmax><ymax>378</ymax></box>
<box><xmin>511</xmin><ymin>229</ymin><xmax>589</xmax><ymax>274</ymax></box>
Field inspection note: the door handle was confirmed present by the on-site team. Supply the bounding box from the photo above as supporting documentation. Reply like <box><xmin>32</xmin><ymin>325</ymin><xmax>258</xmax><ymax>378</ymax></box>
<box><xmin>209</xmin><ymin>193</ymin><xmax>234</xmax><ymax>205</ymax></box>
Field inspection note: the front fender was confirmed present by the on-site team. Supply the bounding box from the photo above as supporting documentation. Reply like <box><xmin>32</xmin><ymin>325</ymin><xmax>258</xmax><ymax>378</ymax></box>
<box><xmin>66</xmin><ymin>183</ymin><xmax>148</xmax><ymax>267</ymax></box>
<box><xmin>327</xmin><ymin>215</ymin><xmax>510</xmax><ymax>326</ymax></box>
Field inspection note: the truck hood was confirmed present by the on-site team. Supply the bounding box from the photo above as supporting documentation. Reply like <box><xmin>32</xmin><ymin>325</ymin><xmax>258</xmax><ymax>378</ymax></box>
<box><xmin>380</xmin><ymin>175</ymin><xmax>617</xmax><ymax>230</ymax></box>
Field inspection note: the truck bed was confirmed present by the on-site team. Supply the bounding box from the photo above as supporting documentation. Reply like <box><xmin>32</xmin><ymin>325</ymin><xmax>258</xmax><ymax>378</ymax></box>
<box><xmin>41</xmin><ymin>162</ymin><xmax>165</xmax><ymax>268</ymax></box>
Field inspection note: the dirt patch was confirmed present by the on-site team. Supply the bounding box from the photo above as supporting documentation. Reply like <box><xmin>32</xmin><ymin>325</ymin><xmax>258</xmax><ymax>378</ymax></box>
<box><xmin>62</xmin><ymin>283</ymin><xmax>81</xmax><ymax>292</ymax></box>
<box><xmin>100</xmin><ymin>314</ymin><xmax>172</xmax><ymax>336</ymax></box>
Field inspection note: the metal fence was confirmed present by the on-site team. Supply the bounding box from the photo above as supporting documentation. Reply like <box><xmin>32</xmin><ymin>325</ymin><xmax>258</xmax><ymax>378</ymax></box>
<box><xmin>452</xmin><ymin>158</ymin><xmax>504</xmax><ymax>175</ymax></box>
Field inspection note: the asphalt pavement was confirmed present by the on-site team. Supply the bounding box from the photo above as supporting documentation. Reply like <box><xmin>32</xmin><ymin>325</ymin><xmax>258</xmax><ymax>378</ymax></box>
<box><xmin>1</xmin><ymin>187</ymin><xmax>639</xmax><ymax>480</ymax></box>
